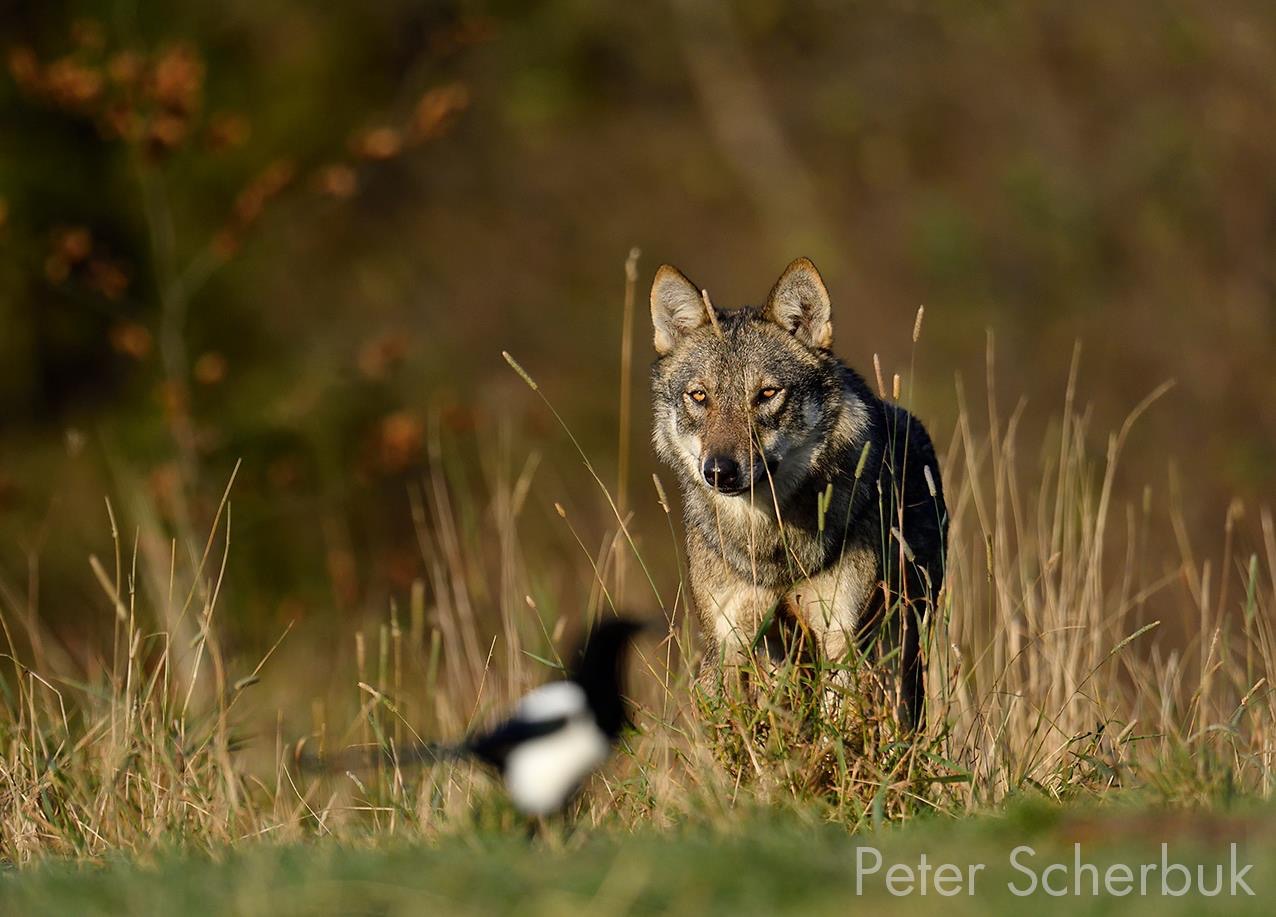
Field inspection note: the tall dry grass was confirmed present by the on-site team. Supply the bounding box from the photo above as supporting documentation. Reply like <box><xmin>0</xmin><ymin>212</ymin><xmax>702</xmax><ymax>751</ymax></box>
<box><xmin>2</xmin><ymin>296</ymin><xmax>1274</xmax><ymax>866</ymax></box>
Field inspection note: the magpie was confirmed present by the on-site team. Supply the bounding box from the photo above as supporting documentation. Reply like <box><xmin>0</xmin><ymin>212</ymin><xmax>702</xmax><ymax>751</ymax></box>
<box><xmin>301</xmin><ymin>616</ymin><xmax>647</xmax><ymax>817</ymax></box>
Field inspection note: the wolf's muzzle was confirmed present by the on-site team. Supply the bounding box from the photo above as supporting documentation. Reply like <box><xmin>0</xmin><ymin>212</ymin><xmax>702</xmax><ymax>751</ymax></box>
<box><xmin>702</xmin><ymin>455</ymin><xmax>744</xmax><ymax>494</ymax></box>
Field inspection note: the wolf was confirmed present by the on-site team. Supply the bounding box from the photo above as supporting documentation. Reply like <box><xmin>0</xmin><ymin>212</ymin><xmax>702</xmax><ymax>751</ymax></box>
<box><xmin>649</xmin><ymin>257</ymin><xmax>947</xmax><ymax>729</ymax></box>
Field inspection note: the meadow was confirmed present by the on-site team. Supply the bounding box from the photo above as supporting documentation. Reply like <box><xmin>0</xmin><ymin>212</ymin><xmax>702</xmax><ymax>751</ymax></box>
<box><xmin>2</xmin><ymin>310</ymin><xmax>1274</xmax><ymax>912</ymax></box>
<box><xmin>5</xmin><ymin>4</ymin><xmax>1276</xmax><ymax>913</ymax></box>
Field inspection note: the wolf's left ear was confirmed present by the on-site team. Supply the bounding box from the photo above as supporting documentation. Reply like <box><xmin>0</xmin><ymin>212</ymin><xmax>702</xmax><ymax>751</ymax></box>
<box><xmin>651</xmin><ymin>264</ymin><xmax>709</xmax><ymax>355</ymax></box>
<box><xmin>764</xmin><ymin>257</ymin><xmax>832</xmax><ymax>350</ymax></box>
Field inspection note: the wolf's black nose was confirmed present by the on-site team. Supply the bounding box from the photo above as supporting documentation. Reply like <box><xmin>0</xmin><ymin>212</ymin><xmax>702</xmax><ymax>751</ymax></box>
<box><xmin>702</xmin><ymin>455</ymin><xmax>741</xmax><ymax>492</ymax></box>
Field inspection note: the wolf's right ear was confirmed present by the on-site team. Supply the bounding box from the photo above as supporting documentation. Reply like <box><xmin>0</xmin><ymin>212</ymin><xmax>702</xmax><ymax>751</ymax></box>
<box><xmin>651</xmin><ymin>265</ymin><xmax>709</xmax><ymax>355</ymax></box>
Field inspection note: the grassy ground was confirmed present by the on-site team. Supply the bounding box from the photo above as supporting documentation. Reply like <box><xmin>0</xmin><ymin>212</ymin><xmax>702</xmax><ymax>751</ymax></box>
<box><xmin>2</xmin><ymin>798</ymin><xmax>1272</xmax><ymax>915</ymax></box>
<box><xmin>2</xmin><ymin>296</ymin><xmax>1274</xmax><ymax>912</ymax></box>
<box><xmin>8</xmin><ymin>11</ymin><xmax>1276</xmax><ymax>912</ymax></box>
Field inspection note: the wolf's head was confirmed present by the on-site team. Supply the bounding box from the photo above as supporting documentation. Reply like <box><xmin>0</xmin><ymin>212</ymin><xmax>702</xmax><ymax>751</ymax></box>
<box><xmin>650</xmin><ymin>258</ymin><xmax>861</xmax><ymax>501</ymax></box>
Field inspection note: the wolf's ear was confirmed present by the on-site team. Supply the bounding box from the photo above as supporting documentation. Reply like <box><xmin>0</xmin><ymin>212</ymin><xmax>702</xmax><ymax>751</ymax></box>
<box><xmin>764</xmin><ymin>257</ymin><xmax>832</xmax><ymax>350</ymax></box>
<box><xmin>651</xmin><ymin>265</ymin><xmax>708</xmax><ymax>355</ymax></box>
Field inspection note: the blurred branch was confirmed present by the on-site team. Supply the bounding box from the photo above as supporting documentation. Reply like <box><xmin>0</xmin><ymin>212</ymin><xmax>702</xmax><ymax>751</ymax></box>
<box><xmin>133</xmin><ymin>156</ymin><xmax>206</xmax><ymax>600</ymax></box>
<box><xmin>668</xmin><ymin>0</ymin><xmax>833</xmax><ymax>252</ymax></box>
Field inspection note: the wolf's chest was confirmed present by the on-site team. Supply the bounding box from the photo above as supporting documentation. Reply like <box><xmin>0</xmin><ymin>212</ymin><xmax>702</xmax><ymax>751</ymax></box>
<box><xmin>696</xmin><ymin>493</ymin><xmax>835</xmax><ymax>586</ymax></box>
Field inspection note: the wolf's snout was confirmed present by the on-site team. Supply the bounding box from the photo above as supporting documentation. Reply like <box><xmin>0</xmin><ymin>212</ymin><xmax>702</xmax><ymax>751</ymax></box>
<box><xmin>701</xmin><ymin>455</ymin><xmax>742</xmax><ymax>493</ymax></box>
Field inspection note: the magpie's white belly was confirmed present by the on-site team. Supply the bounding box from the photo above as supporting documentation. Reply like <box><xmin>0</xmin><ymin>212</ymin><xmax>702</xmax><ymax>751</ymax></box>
<box><xmin>503</xmin><ymin>718</ymin><xmax>610</xmax><ymax>816</ymax></box>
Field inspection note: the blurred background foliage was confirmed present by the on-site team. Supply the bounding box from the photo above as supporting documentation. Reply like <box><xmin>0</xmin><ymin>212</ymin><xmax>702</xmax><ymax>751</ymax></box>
<box><xmin>2</xmin><ymin>0</ymin><xmax>1275</xmax><ymax>656</ymax></box>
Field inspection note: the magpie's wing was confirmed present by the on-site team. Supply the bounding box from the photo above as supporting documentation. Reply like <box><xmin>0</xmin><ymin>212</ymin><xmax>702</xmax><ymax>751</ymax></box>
<box><xmin>464</xmin><ymin>715</ymin><xmax>571</xmax><ymax>770</ymax></box>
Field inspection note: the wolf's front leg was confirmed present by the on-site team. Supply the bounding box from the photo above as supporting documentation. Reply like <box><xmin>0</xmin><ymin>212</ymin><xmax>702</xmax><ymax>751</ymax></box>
<box><xmin>785</xmin><ymin>548</ymin><xmax>878</xmax><ymax>716</ymax></box>
<box><xmin>787</xmin><ymin>547</ymin><xmax>877</xmax><ymax>660</ymax></box>
<box><xmin>689</xmin><ymin>547</ymin><xmax>781</xmax><ymax>695</ymax></box>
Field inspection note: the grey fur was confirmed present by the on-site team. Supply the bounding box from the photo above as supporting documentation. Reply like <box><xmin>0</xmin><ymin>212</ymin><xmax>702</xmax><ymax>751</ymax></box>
<box><xmin>650</xmin><ymin>257</ymin><xmax>947</xmax><ymax>729</ymax></box>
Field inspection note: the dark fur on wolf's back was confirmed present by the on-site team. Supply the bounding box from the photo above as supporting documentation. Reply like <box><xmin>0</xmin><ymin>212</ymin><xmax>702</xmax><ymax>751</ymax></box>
<box><xmin>649</xmin><ymin>257</ymin><xmax>947</xmax><ymax>729</ymax></box>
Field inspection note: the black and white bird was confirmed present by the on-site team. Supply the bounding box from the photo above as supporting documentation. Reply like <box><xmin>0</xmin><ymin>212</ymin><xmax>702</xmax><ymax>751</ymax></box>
<box><xmin>302</xmin><ymin>616</ymin><xmax>646</xmax><ymax>817</ymax></box>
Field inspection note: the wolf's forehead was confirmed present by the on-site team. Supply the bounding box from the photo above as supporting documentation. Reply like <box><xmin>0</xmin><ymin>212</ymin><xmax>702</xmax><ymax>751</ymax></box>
<box><xmin>692</xmin><ymin>323</ymin><xmax>805</xmax><ymax>379</ymax></box>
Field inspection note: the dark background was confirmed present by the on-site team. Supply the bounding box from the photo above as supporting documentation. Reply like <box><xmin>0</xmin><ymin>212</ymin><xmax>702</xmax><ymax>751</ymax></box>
<box><xmin>2</xmin><ymin>1</ymin><xmax>1274</xmax><ymax>655</ymax></box>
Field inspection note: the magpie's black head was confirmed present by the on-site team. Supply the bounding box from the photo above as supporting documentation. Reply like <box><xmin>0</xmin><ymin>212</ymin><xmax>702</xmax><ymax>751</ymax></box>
<box><xmin>569</xmin><ymin>617</ymin><xmax>647</xmax><ymax>739</ymax></box>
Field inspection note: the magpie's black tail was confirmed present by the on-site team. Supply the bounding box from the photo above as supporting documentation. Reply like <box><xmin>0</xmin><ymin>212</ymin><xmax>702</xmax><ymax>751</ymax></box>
<box><xmin>295</xmin><ymin>740</ymin><xmax>465</xmax><ymax>774</ymax></box>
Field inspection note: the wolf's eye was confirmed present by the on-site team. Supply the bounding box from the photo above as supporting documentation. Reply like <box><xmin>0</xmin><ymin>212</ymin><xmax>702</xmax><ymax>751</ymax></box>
<box><xmin>757</xmin><ymin>386</ymin><xmax>780</xmax><ymax>401</ymax></box>
<box><xmin>687</xmin><ymin>389</ymin><xmax>707</xmax><ymax>404</ymax></box>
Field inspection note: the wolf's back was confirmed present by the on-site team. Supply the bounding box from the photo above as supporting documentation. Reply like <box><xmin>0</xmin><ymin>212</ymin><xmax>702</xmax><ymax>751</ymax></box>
<box><xmin>865</xmin><ymin>398</ymin><xmax>948</xmax><ymax>594</ymax></box>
